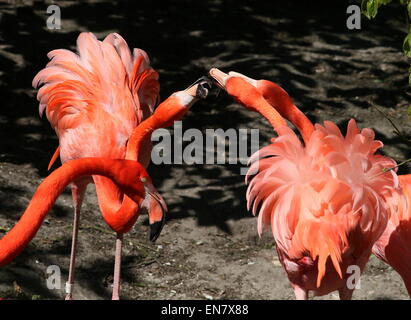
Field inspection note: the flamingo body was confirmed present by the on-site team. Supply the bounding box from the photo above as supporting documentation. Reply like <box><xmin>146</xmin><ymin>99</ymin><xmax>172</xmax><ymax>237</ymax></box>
<box><xmin>32</xmin><ymin>33</ymin><xmax>159</xmax><ymax>232</ymax></box>
<box><xmin>209</xmin><ymin>68</ymin><xmax>399</xmax><ymax>299</ymax></box>
<box><xmin>30</xmin><ymin>32</ymin><xmax>211</xmax><ymax>299</ymax></box>
<box><xmin>247</xmin><ymin>120</ymin><xmax>397</xmax><ymax>296</ymax></box>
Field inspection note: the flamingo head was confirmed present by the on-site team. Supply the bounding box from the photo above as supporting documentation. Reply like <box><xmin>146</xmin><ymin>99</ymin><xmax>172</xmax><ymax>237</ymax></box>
<box><xmin>208</xmin><ymin>68</ymin><xmax>273</xmax><ymax>114</ymax></box>
<box><xmin>154</xmin><ymin>76</ymin><xmax>214</xmax><ymax>127</ymax></box>
<box><xmin>112</xmin><ymin>160</ymin><xmax>148</xmax><ymax>201</ymax></box>
<box><xmin>117</xmin><ymin>160</ymin><xmax>168</xmax><ymax>241</ymax></box>
<box><xmin>184</xmin><ymin>75</ymin><xmax>214</xmax><ymax>100</ymax></box>
<box><xmin>175</xmin><ymin>76</ymin><xmax>214</xmax><ymax>110</ymax></box>
<box><xmin>208</xmin><ymin>68</ymin><xmax>263</xmax><ymax>107</ymax></box>
<box><xmin>210</xmin><ymin>68</ymin><xmax>294</xmax><ymax>109</ymax></box>
<box><xmin>141</xmin><ymin>177</ymin><xmax>168</xmax><ymax>242</ymax></box>
<box><xmin>209</xmin><ymin>68</ymin><xmax>258</xmax><ymax>89</ymax></box>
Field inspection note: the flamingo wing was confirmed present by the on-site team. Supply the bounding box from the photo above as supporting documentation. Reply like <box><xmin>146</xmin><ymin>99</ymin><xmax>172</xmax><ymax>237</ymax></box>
<box><xmin>33</xmin><ymin>32</ymin><xmax>159</xmax><ymax>161</ymax></box>
<box><xmin>246</xmin><ymin>120</ymin><xmax>399</xmax><ymax>287</ymax></box>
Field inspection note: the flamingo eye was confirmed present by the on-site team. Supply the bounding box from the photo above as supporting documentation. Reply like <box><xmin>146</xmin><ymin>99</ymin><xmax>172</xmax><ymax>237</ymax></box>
<box><xmin>140</xmin><ymin>177</ymin><xmax>147</xmax><ymax>183</ymax></box>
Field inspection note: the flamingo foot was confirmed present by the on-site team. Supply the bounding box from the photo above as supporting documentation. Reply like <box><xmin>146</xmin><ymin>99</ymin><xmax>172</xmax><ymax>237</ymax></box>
<box><xmin>65</xmin><ymin>282</ymin><xmax>73</xmax><ymax>300</ymax></box>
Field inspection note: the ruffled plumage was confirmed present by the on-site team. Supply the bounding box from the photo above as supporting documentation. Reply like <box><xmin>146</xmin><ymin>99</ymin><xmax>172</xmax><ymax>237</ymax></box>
<box><xmin>246</xmin><ymin>119</ymin><xmax>399</xmax><ymax>287</ymax></box>
<box><xmin>32</xmin><ymin>32</ymin><xmax>159</xmax><ymax>134</ymax></box>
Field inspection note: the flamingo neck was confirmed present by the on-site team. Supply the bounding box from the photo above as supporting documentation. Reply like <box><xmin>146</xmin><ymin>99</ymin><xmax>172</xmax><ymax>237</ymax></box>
<box><xmin>93</xmin><ymin>176</ymin><xmax>140</xmax><ymax>233</ymax></box>
<box><xmin>0</xmin><ymin>158</ymin><xmax>128</xmax><ymax>266</ymax></box>
<box><xmin>126</xmin><ymin>95</ymin><xmax>188</xmax><ymax>159</ymax></box>
<box><xmin>258</xmin><ymin>80</ymin><xmax>314</xmax><ymax>143</ymax></box>
<box><xmin>226</xmin><ymin>78</ymin><xmax>288</xmax><ymax>135</ymax></box>
<box><xmin>96</xmin><ymin>95</ymin><xmax>187</xmax><ymax>233</ymax></box>
<box><xmin>126</xmin><ymin>117</ymin><xmax>156</xmax><ymax>161</ymax></box>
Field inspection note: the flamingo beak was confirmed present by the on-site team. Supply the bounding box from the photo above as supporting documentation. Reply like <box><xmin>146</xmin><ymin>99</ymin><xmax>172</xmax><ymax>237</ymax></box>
<box><xmin>142</xmin><ymin>181</ymin><xmax>168</xmax><ymax>242</ymax></box>
<box><xmin>184</xmin><ymin>76</ymin><xmax>214</xmax><ymax>99</ymax></box>
<box><xmin>209</xmin><ymin>68</ymin><xmax>258</xmax><ymax>89</ymax></box>
<box><xmin>209</xmin><ymin>68</ymin><xmax>229</xmax><ymax>90</ymax></box>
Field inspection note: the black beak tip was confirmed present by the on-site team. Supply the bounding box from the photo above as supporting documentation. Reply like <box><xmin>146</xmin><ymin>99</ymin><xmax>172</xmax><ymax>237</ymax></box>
<box><xmin>149</xmin><ymin>219</ymin><xmax>165</xmax><ymax>242</ymax></box>
<box><xmin>196</xmin><ymin>83</ymin><xmax>209</xmax><ymax>99</ymax></box>
<box><xmin>196</xmin><ymin>75</ymin><xmax>213</xmax><ymax>88</ymax></box>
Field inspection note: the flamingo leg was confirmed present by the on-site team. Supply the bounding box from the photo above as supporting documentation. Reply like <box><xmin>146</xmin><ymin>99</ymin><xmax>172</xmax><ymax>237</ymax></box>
<box><xmin>65</xmin><ymin>182</ymin><xmax>87</xmax><ymax>300</ymax></box>
<box><xmin>112</xmin><ymin>232</ymin><xmax>123</xmax><ymax>300</ymax></box>
<box><xmin>292</xmin><ymin>284</ymin><xmax>308</xmax><ymax>300</ymax></box>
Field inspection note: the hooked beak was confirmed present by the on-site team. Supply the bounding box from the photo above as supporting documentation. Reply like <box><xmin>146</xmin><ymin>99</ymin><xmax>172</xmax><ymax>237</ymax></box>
<box><xmin>184</xmin><ymin>76</ymin><xmax>214</xmax><ymax>99</ymax></box>
<box><xmin>142</xmin><ymin>181</ymin><xmax>168</xmax><ymax>242</ymax></box>
<box><xmin>209</xmin><ymin>68</ymin><xmax>229</xmax><ymax>90</ymax></box>
<box><xmin>209</xmin><ymin>68</ymin><xmax>258</xmax><ymax>89</ymax></box>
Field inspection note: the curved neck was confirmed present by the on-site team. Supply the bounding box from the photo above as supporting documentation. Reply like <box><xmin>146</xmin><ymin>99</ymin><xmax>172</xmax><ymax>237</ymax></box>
<box><xmin>126</xmin><ymin>117</ymin><xmax>156</xmax><ymax>161</ymax></box>
<box><xmin>255</xmin><ymin>96</ymin><xmax>288</xmax><ymax>132</ymax></box>
<box><xmin>258</xmin><ymin>80</ymin><xmax>314</xmax><ymax>143</ymax></box>
<box><xmin>93</xmin><ymin>177</ymin><xmax>140</xmax><ymax>233</ymax></box>
<box><xmin>0</xmin><ymin>158</ymin><xmax>130</xmax><ymax>266</ymax></box>
<box><xmin>97</xmin><ymin>95</ymin><xmax>187</xmax><ymax>233</ymax></box>
<box><xmin>127</xmin><ymin>95</ymin><xmax>188</xmax><ymax>159</ymax></box>
<box><xmin>226</xmin><ymin>78</ymin><xmax>288</xmax><ymax>135</ymax></box>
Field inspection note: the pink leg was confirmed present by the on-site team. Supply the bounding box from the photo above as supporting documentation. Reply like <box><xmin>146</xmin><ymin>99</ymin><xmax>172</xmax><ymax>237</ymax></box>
<box><xmin>293</xmin><ymin>284</ymin><xmax>308</xmax><ymax>300</ymax></box>
<box><xmin>112</xmin><ymin>233</ymin><xmax>123</xmax><ymax>300</ymax></box>
<box><xmin>65</xmin><ymin>183</ymin><xmax>86</xmax><ymax>300</ymax></box>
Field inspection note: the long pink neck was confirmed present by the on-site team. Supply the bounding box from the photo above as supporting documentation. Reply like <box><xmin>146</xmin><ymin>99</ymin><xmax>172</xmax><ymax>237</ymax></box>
<box><xmin>126</xmin><ymin>95</ymin><xmax>188</xmax><ymax>158</ymax></box>
<box><xmin>226</xmin><ymin>78</ymin><xmax>288</xmax><ymax>135</ymax></box>
<box><xmin>258</xmin><ymin>80</ymin><xmax>314</xmax><ymax>144</ymax></box>
<box><xmin>94</xmin><ymin>95</ymin><xmax>187</xmax><ymax>233</ymax></box>
<box><xmin>0</xmin><ymin>158</ymin><xmax>129</xmax><ymax>266</ymax></box>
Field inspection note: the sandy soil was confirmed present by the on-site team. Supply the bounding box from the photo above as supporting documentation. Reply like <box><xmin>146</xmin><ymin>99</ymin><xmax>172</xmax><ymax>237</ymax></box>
<box><xmin>0</xmin><ymin>0</ymin><xmax>410</xmax><ymax>299</ymax></box>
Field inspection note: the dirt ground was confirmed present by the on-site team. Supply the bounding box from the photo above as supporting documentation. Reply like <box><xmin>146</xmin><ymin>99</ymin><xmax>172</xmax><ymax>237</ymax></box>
<box><xmin>0</xmin><ymin>0</ymin><xmax>410</xmax><ymax>300</ymax></box>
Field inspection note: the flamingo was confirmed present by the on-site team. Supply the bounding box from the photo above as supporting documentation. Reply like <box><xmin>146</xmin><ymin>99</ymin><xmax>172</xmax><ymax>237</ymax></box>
<box><xmin>32</xmin><ymin>32</ymin><xmax>211</xmax><ymax>299</ymax></box>
<box><xmin>209</xmin><ymin>68</ymin><xmax>400</xmax><ymax>299</ymax></box>
<box><xmin>222</xmin><ymin>71</ymin><xmax>411</xmax><ymax>298</ymax></box>
<box><xmin>210</xmin><ymin>70</ymin><xmax>411</xmax><ymax>298</ymax></box>
<box><xmin>0</xmin><ymin>158</ymin><xmax>154</xmax><ymax>267</ymax></box>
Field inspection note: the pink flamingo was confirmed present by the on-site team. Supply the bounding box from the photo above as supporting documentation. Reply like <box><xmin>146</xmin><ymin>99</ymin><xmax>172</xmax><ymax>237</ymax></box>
<box><xmin>217</xmin><ymin>70</ymin><xmax>411</xmax><ymax>298</ymax></box>
<box><xmin>209</xmin><ymin>68</ymin><xmax>400</xmax><ymax>299</ymax></box>
<box><xmin>32</xmin><ymin>32</ymin><xmax>211</xmax><ymax>299</ymax></box>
